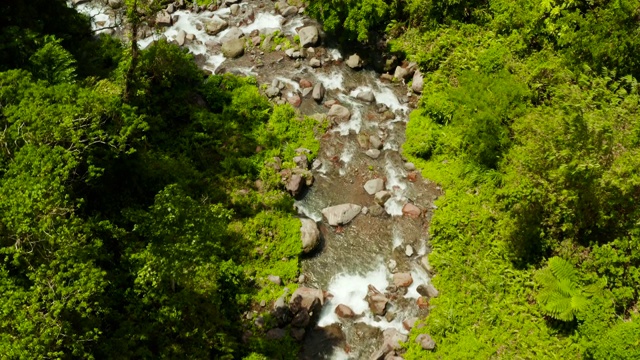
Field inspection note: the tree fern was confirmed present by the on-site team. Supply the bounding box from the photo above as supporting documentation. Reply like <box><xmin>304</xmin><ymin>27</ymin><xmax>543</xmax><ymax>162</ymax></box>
<box><xmin>535</xmin><ymin>257</ymin><xmax>589</xmax><ymax>321</ymax></box>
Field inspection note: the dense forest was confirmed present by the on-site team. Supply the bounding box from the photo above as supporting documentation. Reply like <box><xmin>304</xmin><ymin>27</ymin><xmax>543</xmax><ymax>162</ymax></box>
<box><xmin>1</xmin><ymin>0</ymin><xmax>639</xmax><ymax>359</ymax></box>
<box><xmin>308</xmin><ymin>0</ymin><xmax>640</xmax><ymax>358</ymax></box>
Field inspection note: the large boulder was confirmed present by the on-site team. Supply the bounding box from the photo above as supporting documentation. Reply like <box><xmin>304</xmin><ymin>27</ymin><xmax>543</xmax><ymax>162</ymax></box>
<box><xmin>322</xmin><ymin>204</ymin><xmax>362</xmax><ymax>226</ymax></box>
<box><xmin>369</xmin><ymin>329</ymin><xmax>408</xmax><ymax>360</ymax></box>
<box><xmin>298</xmin><ymin>26</ymin><xmax>320</xmax><ymax>48</ymax></box>
<box><xmin>417</xmin><ymin>283</ymin><xmax>439</xmax><ymax>298</ymax></box>
<box><xmin>206</xmin><ymin>16</ymin><xmax>228</xmax><ymax>35</ymax></box>
<box><xmin>312</xmin><ymin>83</ymin><xmax>325</xmax><ymax>102</ymax></box>
<box><xmin>416</xmin><ymin>333</ymin><xmax>436</xmax><ymax>350</ymax></box>
<box><xmin>366</xmin><ymin>285</ymin><xmax>388</xmax><ymax>316</ymax></box>
<box><xmin>327</xmin><ymin>104</ymin><xmax>351</xmax><ymax>123</ymax></box>
<box><xmin>281</xmin><ymin>5</ymin><xmax>298</xmax><ymax>17</ymax></box>
<box><xmin>222</xmin><ymin>38</ymin><xmax>245</xmax><ymax>58</ymax></box>
<box><xmin>364</xmin><ymin>179</ymin><xmax>385</xmax><ymax>195</ymax></box>
<box><xmin>289</xmin><ymin>287</ymin><xmax>325</xmax><ymax>314</ymax></box>
<box><xmin>285</xmin><ymin>173</ymin><xmax>303</xmax><ymax>195</ymax></box>
<box><xmin>393</xmin><ymin>272</ymin><xmax>413</xmax><ymax>288</ymax></box>
<box><xmin>156</xmin><ymin>11</ymin><xmax>172</xmax><ymax>27</ymax></box>
<box><xmin>412</xmin><ymin>70</ymin><xmax>424</xmax><ymax>94</ymax></box>
<box><xmin>219</xmin><ymin>27</ymin><xmax>244</xmax><ymax>44</ymax></box>
<box><xmin>346</xmin><ymin>54</ymin><xmax>364</xmax><ymax>69</ymax></box>
<box><xmin>176</xmin><ymin>30</ymin><xmax>186</xmax><ymax>46</ymax></box>
<box><xmin>300</xmin><ymin>218</ymin><xmax>320</xmax><ymax>254</ymax></box>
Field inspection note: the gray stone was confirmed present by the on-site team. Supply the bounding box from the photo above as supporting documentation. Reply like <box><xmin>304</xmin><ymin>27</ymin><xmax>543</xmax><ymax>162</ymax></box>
<box><xmin>285</xmin><ymin>173</ymin><xmax>303</xmax><ymax>195</ymax></box>
<box><xmin>370</xmin><ymin>329</ymin><xmax>408</xmax><ymax>360</ymax></box>
<box><xmin>417</xmin><ymin>283</ymin><xmax>439</xmax><ymax>298</ymax></box>
<box><xmin>404</xmin><ymin>162</ymin><xmax>416</xmax><ymax>171</ymax></box>
<box><xmin>356</xmin><ymin>90</ymin><xmax>375</xmax><ymax>103</ymax></box>
<box><xmin>405</xmin><ymin>245</ymin><xmax>414</xmax><ymax>257</ymax></box>
<box><xmin>322</xmin><ymin>204</ymin><xmax>362</xmax><ymax>226</ymax></box>
<box><xmin>365</xmin><ymin>149</ymin><xmax>381</xmax><ymax>159</ymax></box>
<box><xmin>230</xmin><ymin>4</ymin><xmax>240</xmax><ymax>15</ymax></box>
<box><xmin>176</xmin><ymin>30</ymin><xmax>186</xmax><ymax>46</ymax></box>
<box><xmin>298</xmin><ymin>26</ymin><xmax>320</xmax><ymax>48</ymax></box>
<box><xmin>366</xmin><ymin>285</ymin><xmax>388</xmax><ymax>316</ymax></box>
<box><xmin>369</xmin><ymin>135</ymin><xmax>383</xmax><ymax>150</ymax></box>
<box><xmin>205</xmin><ymin>16</ymin><xmax>228</xmax><ymax>35</ymax></box>
<box><xmin>312</xmin><ymin>83</ymin><xmax>325</xmax><ymax>102</ymax></box>
<box><xmin>374</xmin><ymin>191</ymin><xmax>392</xmax><ymax>205</ymax></box>
<box><xmin>369</xmin><ymin>204</ymin><xmax>385</xmax><ymax>217</ymax></box>
<box><xmin>281</xmin><ymin>6</ymin><xmax>298</xmax><ymax>17</ymax></box>
<box><xmin>186</xmin><ymin>33</ymin><xmax>195</xmax><ymax>41</ymax></box>
<box><xmin>310</xmin><ymin>58</ymin><xmax>321</xmax><ymax>68</ymax></box>
<box><xmin>266</xmin><ymin>328</ymin><xmax>286</xmax><ymax>340</ymax></box>
<box><xmin>416</xmin><ymin>333</ymin><xmax>436</xmax><ymax>350</ymax></box>
<box><xmin>222</xmin><ymin>38</ymin><xmax>245</xmax><ymax>58</ymax></box>
<box><xmin>219</xmin><ymin>27</ymin><xmax>244</xmax><ymax>44</ymax></box>
<box><xmin>268</xmin><ymin>275</ymin><xmax>282</xmax><ymax>285</ymax></box>
<box><xmin>300</xmin><ymin>218</ymin><xmax>320</xmax><ymax>254</ymax></box>
<box><xmin>393</xmin><ymin>272</ymin><xmax>413</xmax><ymax>287</ymax></box>
<box><xmin>285</xmin><ymin>48</ymin><xmax>296</xmax><ymax>58</ymax></box>
<box><xmin>412</xmin><ymin>70</ymin><xmax>424</xmax><ymax>94</ymax></box>
<box><xmin>364</xmin><ymin>178</ymin><xmax>385</xmax><ymax>195</ymax></box>
<box><xmin>346</xmin><ymin>54</ymin><xmax>363</xmax><ymax>69</ymax></box>
<box><xmin>328</xmin><ymin>104</ymin><xmax>351</xmax><ymax>122</ymax></box>
<box><xmin>394</xmin><ymin>66</ymin><xmax>410</xmax><ymax>80</ymax></box>
<box><xmin>108</xmin><ymin>0</ymin><xmax>123</xmax><ymax>9</ymax></box>
<box><xmin>156</xmin><ymin>11</ymin><xmax>172</xmax><ymax>27</ymax></box>
<box><xmin>421</xmin><ymin>256</ymin><xmax>434</xmax><ymax>274</ymax></box>
<box><xmin>289</xmin><ymin>287</ymin><xmax>325</xmax><ymax>314</ymax></box>
<box><xmin>265</xmin><ymin>86</ymin><xmax>280</xmax><ymax>98</ymax></box>
<box><xmin>302</xmin><ymin>87</ymin><xmax>312</xmax><ymax>98</ymax></box>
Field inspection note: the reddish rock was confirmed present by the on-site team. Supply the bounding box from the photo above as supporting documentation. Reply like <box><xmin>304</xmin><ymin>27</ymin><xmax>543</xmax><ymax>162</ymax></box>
<box><xmin>367</xmin><ymin>285</ymin><xmax>389</xmax><ymax>316</ymax></box>
<box><xmin>393</xmin><ymin>272</ymin><xmax>413</xmax><ymax>288</ymax></box>
<box><xmin>407</xmin><ymin>171</ymin><xmax>418</xmax><ymax>182</ymax></box>
<box><xmin>402</xmin><ymin>203</ymin><xmax>422</xmax><ymax>218</ymax></box>
<box><xmin>290</xmin><ymin>287</ymin><xmax>325</xmax><ymax>314</ymax></box>
<box><xmin>323</xmin><ymin>99</ymin><xmax>340</xmax><ymax>108</ymax></box>
<box><xmin>288</xmin><ymin>94</ymin><xmax>302</xmax><ymax>107</ymax></box>
<box><xmin>417</xmin><ymin>296</ymin><xmax>430</xmax><ymax>309</ymax></box>
<box><xmin>335</xmin><ymin>304</ymin><xmax>355</xmax><ymax>318</ymax></box>
<box><xmin>299</xmin><ymin>79</ymin><xmax>313</xmax><ymax>88</ymax></box>
<box><xmin>403</xmin><ymin>317</ymin><xmax>418</xmax><ymax>331</ymax></box>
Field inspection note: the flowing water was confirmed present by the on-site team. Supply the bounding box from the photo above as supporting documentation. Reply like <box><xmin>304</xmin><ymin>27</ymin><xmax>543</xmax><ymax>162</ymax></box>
<box><xmin>74</xmin><ymin>1</ymin><xmax>441</xmax><ymax>358</ymax></box>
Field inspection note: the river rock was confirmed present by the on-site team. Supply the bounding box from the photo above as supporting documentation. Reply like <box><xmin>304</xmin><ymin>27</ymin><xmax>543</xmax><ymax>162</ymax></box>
<box><xmin>285</xmin><ymin>173</ymin><xmax>303</xmax><ymax>195</ymax></box>
<box><xmin>417</xmin><ymin>283</ymin><xmax>439</xmax><ymax>298</ymax></box>
<box><xmin>312</xmin><ymin>83</ymin><xmax>325</xmax><ymax>102</ymax></box>
<box><xmin>176</xmin><ymin>30</ymin><xmax>186</xmax><ymax>46</ymax></box>
<box><xmin>405</xmin><ymin>245</ymin><xmax>414</xmax><ymax>257</ymax></box>
<box><xmin>266</xmin><ymin>328</ymin><xmax>286</xmax><ymax>340</ymax></box>
<box><xmin>346</xmin><ymin>54</ymin><xmax>364</xmax><ymax>69</ymax></box>
<box><xmin>310</xmin><ymin>58</ymin><xmax>322</xmax><ymax>67</ymax></box>
<box><xmin>265</xmin><ymin>86</ymin><xmax>280</xmax><ymax>98</ymax></box>
<box><xmin>291</xmin><ymin>308</ymin><xmax>311</xmax><ymax>327</ymax></box>
<box><xmin>220</xmin><ymin>27</ymin><xmax>244</xmax><ymax>44</ymax></box>
<box><xmin>416</xmin><ymin>296</ymin><xmax>429</xmax><ymax>309</ymax></box>
<box><xmin>206</xmin><ymin>16</ymin><xmax>228</xmax><ymax>35</ymax></box>
<box><xmin>404</xmin><ymin>162</ymin><xmax>417</xmax><ymax>171</ymax></box>
<box><xmin>403</xmin><ymin>317</ymin><xmax>418</xmax><ymax>331</ymax></box>
<box><xmin>230</xmin><ymin>3</ymin><xmax>240</xmax><ymax>15</ymax></box>
<box><xmin>300</xmin><ymin>218</ymin><xmax>320</xmax><ymax>254</ymax></box>
<box><xmin>393</xmin><ymin>272</ymin><xmax>413</xmax><ymax>288</ymax></box>
<box><xmin>412</xmin><ymin>70</ymin><xmax>424</xmax><ymax>94</ymax></box>
<box><xmin>222</xmin><ymin>38</ymin><xmax>245</xmax><ymax>58</ymax></box>
<box><xmin>108</xmin><ymin>0</ymin><xmax>123</xmax><ymax>9</ymax></box>
<box><xmin>369</xmin><ymin>204</ymin><xmax>385</xmax><ymax>217</ymax></box>
<box><xmin>356</xmin><ymin>90</ymin><xmax>375</xmax><ymax>103</ymax></box>
<box><xmin>369</xmin><ymin>329</ymin><xmax>408</xmax><ymax>360</ymax></box>
<box><xmin>281</xmin><ymin>5</ymin><xmax>298</xmax><ymax>17</ymax></box>
<box><xmin>268</xmin><ymin>275</ymin><xmax>282</xmax><ymax>285</ymax></box>
<box><xmin>322</xmin><ymin>204</ymin><xmax>362</xmax><ymax>226</ymax></box>
<box><xmin>364</xmin><ymin>178</ymin><xmax>385</xmax><ymax>195</ymax></box>
<box><xmin>291</xmin><ymin>327</ymin><xmax>305</xmax><ymax>341</ymax></box>
<box><xmin>300</xmin><ymin>79</ymin><xmax>313</xmax><ymax>88</ymax></box>
<box><xmin>298</xmin><ymin>26</ymin><xmax>320</xmax><ymax>47</ymax></box>
<box><xmin>374</xmin><ymin>191</ymin><xmax>392</xmax><ymax>205</ymax></box>
<box><xmin>335</xmin><ymin>304</ymin><xmax>356</xmax><ymax>318</ymax></box>
<box><xmin>290</xmin><ymin>287</ymin><xmax>325</xmax><ymax>314</ymax></box>
<box><xmin>293</xmin><ymin>154</ymin><xmax>308</xmax><ymax>169</ymax></box>
<box><xmin>72</xmin><ymin>0</ymin><xmax>90</xmax><ymax>5</ymax></box>
<box><xmin>421</xmin><ymin>256</ymin><xmax>434</xmax><ymax>274</ymax></box>
<box><xmin>369</xmin><ymin>135</ymin><xmax>383</xmax><ymax>150</ymax></box>
<box><xmin>328</xmin><ymin>104</ymin><xmax>351</xmax><ymax>122</ymax></box>
<box><xmin>366</xmin><ymin>285</ymin><xmax>388</xmax><ymax>316</ymax></box>
<box><xmin>394</xmin><ymin>65</ymin><xmax>411</xmax><ymax>80</ymax></box>
<box><xmin>365</xmin><ymin>149</ymin><xmax>381</xmax><ymax>159</ymax></box>
<box><xmin>288</xmin><ymin>94</ymin><xmax>302</xmax><ymax>107</ymax></box>
<box><xmin>156</xmin><ymin>11</ymin><xmax>172</xmax><ymax>27</ymax></box>
<box><xmin>402</xmin><ymin>203</ymin><xmax>422</xmax><ymax>218</ymax></box>
<box><xmin>416</xmin><ymin>334</ymin><xmax>436</xmax><ymax>350</ymax></box>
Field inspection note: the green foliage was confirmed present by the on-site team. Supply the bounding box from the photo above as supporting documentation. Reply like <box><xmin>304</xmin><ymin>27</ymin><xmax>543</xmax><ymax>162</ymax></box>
<box><xmin>28</xmin><ymin>36</ymin><xmax>76</xmax><ymax>84</ymax></box>
<box><xmin>535</xmin><ymin>257</ymin><xmax>589</xmax><ymax>321</ymax></box>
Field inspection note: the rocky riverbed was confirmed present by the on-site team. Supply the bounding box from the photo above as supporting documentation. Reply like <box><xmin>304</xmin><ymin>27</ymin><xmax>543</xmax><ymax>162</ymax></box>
<box><xmin>72</xmin><ymin>0</ymin><xmax>440</xmax><ymax>358</ymax></box>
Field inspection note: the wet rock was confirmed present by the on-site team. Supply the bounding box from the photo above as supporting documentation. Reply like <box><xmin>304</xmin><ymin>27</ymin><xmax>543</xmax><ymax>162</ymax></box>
<box><xmin>393</xmin><ymin>272</ymin><xmax>413</xmax><ymax>287</ymax></box>
<box><xmin>369</xmin><ymin>204</ymin><xmax>385</xmax><ymax>217</ymax></box>
<box><xmin>268</xmin><ymin>275</ymin><xmax>282</xmax><ymax>285</ymax></box>
<box><xmin>416</xmin><ymin>296</ymin><xmax>430</xmax><ymax>309</ymax></box>
<box><xmin>288</xmin><ymin>94</ymin><xmax>302</xmax><ymax>107</ymax></box>
<box><xmin>402</xmin><ymin>203</ymin><xmax>422</xmax><ymax>218</ymax></box>
<box><xmin>266</xmin><ymin>328</ymin><xmax>286</xmax><ymax>340</ymax></box>
<box><xmin>335</xmin><ymin>304</ymin><xmax>356</xmax><ymax>318</ymax></box>
<box><xmin>289</xmin><ymin>287</ymin><xmax>324</xmax><ymax>314</ymax></box>
<box><xmin>251</xmin><ymin>36</ymin><xmax>261</xmax><ymax>46</ymax></box>
<box><xmin>324</xmin><ymin>99</ymin><xmax>340</xmax><ymax>108</ymax></box>
<box><xmin>405</xmin><ymin>245</ymin><xmax>414</xmax><ymax>257</ymax></box>
<box><xmin>327</xmin><ymin>104</ymin><xmax>351</xmax><ymax>123</ymax></box>
<box><xmin>220</xmin><ymin>27</ymin><xmax>244</xmax><ymax>44</ymax></box>
<box><xmin>312</xmin><ymin>83</ymin><xmax>325</xmax><ymax>102</ymax></box>
<box><xmin>364</xmin><ymin>178</ymin><xmax>385</xmax><ymax>195</ymax></box>
<box><xmin>186</xmin><ymin>33</ymin><xmax>195</xmax><ymax>42</ymax></box>
<box><xmin>222</xmin><ymin>38</ymin><xmax>245</xmax><ymax>58</ymax></box>
<box><xmin>416</xmin><ymin>333</ymin><xmax>436</xmax><ymax>350</ymax></box>
<box><xmin>281</xmin><ymin>5</ymin><xmax>298</xmax><ymax>17</ymax></box>
<box><xmin>404</xmin><ymin>162</ymin><xmax>416</xmax><ymax>171</ymax></box>
<box><xmin>380</xmin><ymin>73</ymin><xmax>394</xmax><ymax>82</ymax></box>
<box><xmin>298</xmin><ymin>26</ymin><xmax>320</xmax><ymax>48</ymax></box>
<box><xmin>291</xmin><ymin>327</ymin><xmax>306</xmax><ymax>341</ymax></box>
<box><xmin>366</xmin><ymin>285</ymin><xmax>388</xmax><ymax>316</ymax></box>
<box><xmin>374</xmin><ymin>191</ymin><xmax>392</xmax><ymax>205</ymax></box>
<box><xmin>365</xmin><ymin>149</ymin><xmax>381</xmax><ymax>159</ymax></box>
<box><xmin>291</xmin><ymin>308</ymin><xmax>311</xmax><ymax>327</ymax></box>
<box><xmin>356</xmin><ymin>90</ymin><xmax>376</xmax><ymax>103</ymax></box>
<box><xmin>176</xmin><ymin>30</ymin><xmax>186</xmax><ymax>46</ymax></box>
<box><xmin>417</xmin><ymin>283</ymin><xmax>439</xmax><ymax>298</ymax></box>
<box><xmin>310</xmin><ymin>58</ymin><xmax>321</xmax><ymax>67</ymax></box>
<box><xmin>230</xmin><ymin>3</ymin><xmax>240</xmax><ymax>15</ymax></box>
<box><xmin>71</xmin><ymin>0</ymin><xmax>90</xmax><ymax>6</ymax></box>
<box><xmin>293</xmin><ymin>154</ymin><xmax>308</xmax><ymax>169</ymax></box>
<box><xmin>388</xmin><ymin>259</ymin><xmax>397</xmax><ymax>271</ymax></box>
<box><xmin>285</xmin><ymin>173</ymin><xmax>303</xmax><ymax>195</ymax></box>
<box><xmin>300</xmin><ymin>218</ymin><xmax>319</xmax><ymax>254</ymax></box>
<box><xmin>299</xmin><ymin>274</ymin><xmax>306</xmax><ymax>283</ymax></box>
<box><xmin>156</xmin><ymin>11</ymin><xmax>172</xmax><ymax>27</ymax></box>
<box><xmin>403</xmin><ymin>317</ymin><xmax>418</xmax><ymax>331</ymax></box>
<box><xmin>412</xmin><ymin>70</ymin><xmax>424</xmax><ymax>94</ymax></box>
<box><xmin>393</xmin><ymin>65</ymin><xmax>410</xmax><ymax>80</ymax></box>
<box><xmin>273</xmin><ymin>295</ymin><xmax>286</xmax><ymax>310</ymax></box>
<box><xmin>285</xmin><ymin>48</ymin><xmax>296</xmax><ymax>58</ymax></box>
<box><xmin>369</xmin><ymin>329</ymin><xmax>408</xmax><ymax>360</ymax></box>
<box><xmin>300</xmin><ymin>79</ymin><xmax>313</xmax><ymax>88</ymax></box>
<box><xmin>109</xmin><ymin>0</ymin><xmax>123</xmax><ymax>9</ymax></box>
<box><xmin>312</xmin><ymin>159</ymin><xmax>323</xmax><ymax>170</ymax></box>
<box><xmin>369</xmin><ymin>135</ymin><xmax>383</xmax><ymax>150</ymax></box>
<box><xmin>346</xmin><ymin>54</ymin><xmax>364</xmax><ymax>69</ymax></box>
<box><xmin>225</xmin><ymin>0</ymin><xmax>241</xmax><ymax>4</ymax></box>
<box><xmin>421</xmin><ymin>256</ymin><xmax>434</xmax><ymax>274</ymax></box>
<box><xmin>322</xmin><ymin>204</ymin><xmax>362</xmax><ymax>226</ymax></box>
<box><xmin>265</xmin><ymin>86</ymin><xmax>280</xmax><ymax>98</ymax></box>
<box><xmin>205</xmin><ymin>16</ymin><xmax>228</xmax><ymax>35</ymax></box>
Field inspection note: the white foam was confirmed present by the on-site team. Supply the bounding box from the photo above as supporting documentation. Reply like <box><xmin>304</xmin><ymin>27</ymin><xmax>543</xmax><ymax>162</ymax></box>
<box><xmin>334</xmin><ymin>95</ymin><xmax>363</xmax><ymax>135</ymax></box>
<box><xmin>242</xmin><ymin>13</ymin><xmax>284</xmax><ymax>35</ymax></box>
<box><xmin>283</xmin><ymin>16</ymin><xmax>305</xmax><ymax>35</ymax></box>
<box><xmin>373</xmin><ymin>81</ymin><xmax>408</xmax><ymax>114</ymax></box>
<box><xmin>315</xmin><ymin>71</ymin><xmax>345</xmax><ymax>91</ymax></box>
<box><xmin>384</xmin><ymin>196</ymin><xmax>407</xmax><ymax>216</ymax></box>
<box><xmin>406</xmin><ymin>264</ymin><xmax>432</xmax><ymax>299</ymax></box>
<box><xmin>294</xmin><ymin>201</ymin><xmax>323</xmax><ymax>222</ymax></box>
<box><xmin>75</xmin><ymin>2</ymin><xmax>114</xmax><ymax>34</ymax></box>
<box><xmin>384</xmin><ymin>157</ymin><xmax>407</xmax><ymax>192</ymax></box>
<box><xmin>276</xmin><ymin>77</ymin><xmax>301</xmax><ymax>93</ymax></box>
<box><xmin>328</xmin><ymin>48</ymin><xmax>343</xmax><ymax>61</ymax></box>
<box><xmin>339</xmin><ymin>141</ymin><xmax>356</xmax><ymax>164</ymax></box>
<box><xmin>392</xmin><ymin>226</ymin><xmax>403</xmax><ymax>248</ymax></box>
